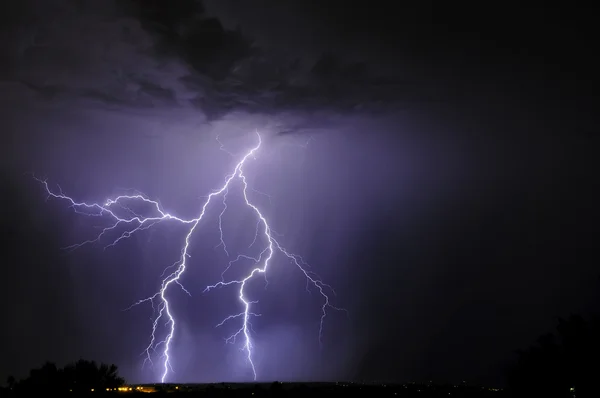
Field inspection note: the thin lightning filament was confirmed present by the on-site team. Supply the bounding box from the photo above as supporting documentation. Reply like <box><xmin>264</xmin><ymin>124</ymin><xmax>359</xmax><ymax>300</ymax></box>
<box><xmin>37</xmin><ymin>131</ymin><xmax>345</xmax><ymax>382</ymax></box>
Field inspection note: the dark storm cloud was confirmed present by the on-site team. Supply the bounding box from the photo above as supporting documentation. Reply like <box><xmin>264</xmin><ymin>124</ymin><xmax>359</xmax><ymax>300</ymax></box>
<box><xmin>121</xmin><ymin>0</ymin><xmax>421</xmax><ymax>118</ymax></box>
<box><xmin>1</xmin><ymin>0</ymin><xmax>194</xmax><ymax>112</ymax></box>
<box><xmin>2</xmin><ymin>0</ymin><xmax>597</xmax><ymax>125</ymax></box>
<box><xmin>1</xmin><ymin>0</ymin><xmax>425</xmax><ymax>124</ymax></box>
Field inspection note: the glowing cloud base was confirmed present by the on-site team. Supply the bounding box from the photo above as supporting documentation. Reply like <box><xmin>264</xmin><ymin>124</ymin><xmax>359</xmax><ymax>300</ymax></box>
<box><xmin>37</xmin><ymin>132</ymin><xmax>345</xmax><ymax>382</ymax></box>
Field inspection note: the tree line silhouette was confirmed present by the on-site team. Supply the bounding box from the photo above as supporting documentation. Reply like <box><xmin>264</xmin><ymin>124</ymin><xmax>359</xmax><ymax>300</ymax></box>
<box><xmin>5</xmin><ymin>359</ymin><xmax>125</xmax><ymax>393</ymax></box>
<box><xmin>507</xmin><ymin>314</ymin><xmax>599</xmax><ymax>397</ymax></box>
<box><xmin>2</xmin><ymin>316</ymin><xmax>599</xmax><ymax>396</ymax></box>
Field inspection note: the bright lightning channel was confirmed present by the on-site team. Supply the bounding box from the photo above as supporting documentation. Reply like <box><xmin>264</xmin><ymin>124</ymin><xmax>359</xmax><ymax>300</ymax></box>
<box><xmin>36</xmin><ymin>131</ymin><xmax>346</xmax><ymax>383</ymax></box>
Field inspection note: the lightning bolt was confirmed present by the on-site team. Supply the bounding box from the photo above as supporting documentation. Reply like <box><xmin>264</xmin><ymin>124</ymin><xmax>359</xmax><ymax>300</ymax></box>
<box><xmin>36</xmin><ymin>131</ymin><xmax>345</xmax><ymax>382</ymax></box>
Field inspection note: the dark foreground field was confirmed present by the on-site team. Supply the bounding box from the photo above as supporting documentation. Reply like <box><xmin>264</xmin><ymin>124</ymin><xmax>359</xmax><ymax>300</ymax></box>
<box><xmin>2</xmin><ymin>382</ymin><xmax>508</xmax><ymax>397</ymax></box>
<box><xmin>66</xmin><ymin>382</ymin><xmax>506</xmax><ymax>397</ymax></box>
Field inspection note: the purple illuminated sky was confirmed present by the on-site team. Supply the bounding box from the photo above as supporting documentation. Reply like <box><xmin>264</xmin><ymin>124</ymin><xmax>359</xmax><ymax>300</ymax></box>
<box><xmin>0</xmin><ymin>0</ymin><xmax>598</xmax><ymax>387</ymax></box>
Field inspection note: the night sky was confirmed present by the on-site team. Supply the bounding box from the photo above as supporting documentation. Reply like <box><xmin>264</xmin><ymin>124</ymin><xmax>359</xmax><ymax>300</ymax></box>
<box><xmin>1</xmin><ymin>0</ymin><xmax>598</xmax><ymax>388</ymax></box>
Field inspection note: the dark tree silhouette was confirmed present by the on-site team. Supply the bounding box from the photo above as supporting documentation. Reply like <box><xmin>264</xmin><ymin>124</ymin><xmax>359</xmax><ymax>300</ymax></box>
<box><xmin>268</xmin><ymin>381</ymin><xmax>283</xmax><ymax>396</ymax></box>
<box><xmin>6</xmin><ymin>375</ymin><xmax>16</xmax><ymax>390</ymax></box>
<box><xmin>508</xmin><ymin>314</ymin><xmax>600</xmax><ymax>398</ymax></box>
<box><xmin>11</xmin><ymin>359</ymin><xmax>125</xmax><ymax>393</ymax></box>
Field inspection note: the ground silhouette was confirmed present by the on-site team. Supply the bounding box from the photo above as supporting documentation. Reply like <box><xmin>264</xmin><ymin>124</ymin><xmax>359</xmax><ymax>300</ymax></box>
<box><xmin>4</xmin><ymin>316</ymin><xmax>600</xmax><ymax>398</ymax></box>
<box><xmin>5</xmin><ymin>359</ymin><xmax>125</xmax><ymax>393</ymax></box>
<box><xmin>507</xmin><ymin>314</ymin><xmax>599</xmax><ymax>397</ymax></box>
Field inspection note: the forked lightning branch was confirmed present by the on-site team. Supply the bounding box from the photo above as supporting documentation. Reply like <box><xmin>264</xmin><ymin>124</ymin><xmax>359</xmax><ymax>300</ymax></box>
<box><xmin>37</xmin><ymin>131</ymin><xmax>346</xmax><ymax>382</ymax></box>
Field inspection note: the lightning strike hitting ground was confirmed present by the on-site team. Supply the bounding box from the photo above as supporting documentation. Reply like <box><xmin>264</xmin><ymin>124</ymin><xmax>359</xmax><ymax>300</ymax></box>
<box><xmin>36</xmin><ymin>131</ymin><xmax>345</xmax><ymax>382</ymax></box>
